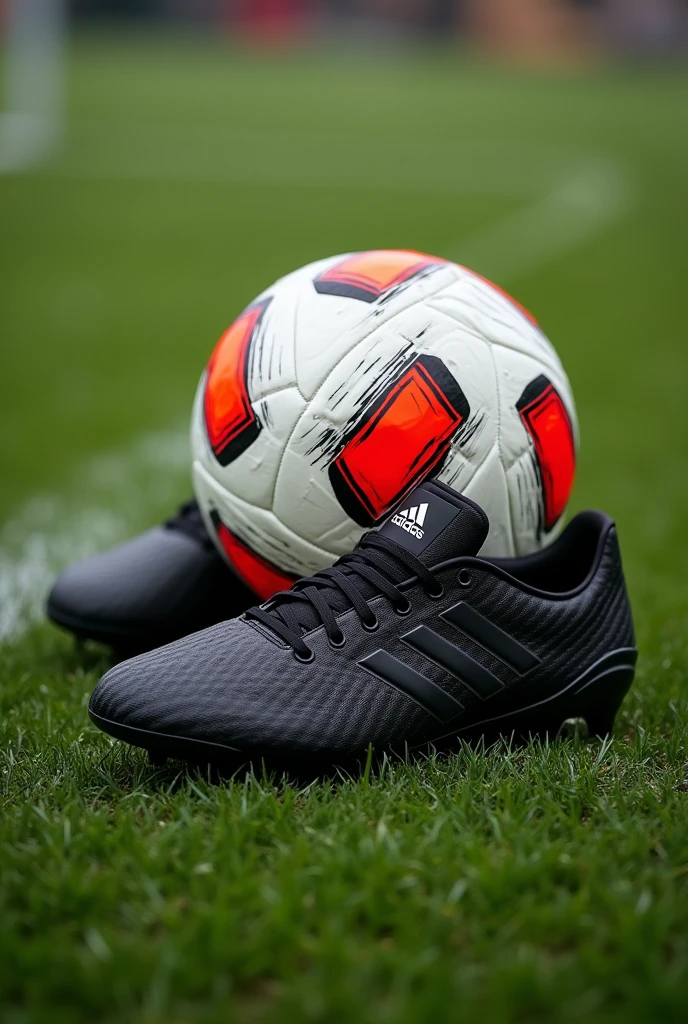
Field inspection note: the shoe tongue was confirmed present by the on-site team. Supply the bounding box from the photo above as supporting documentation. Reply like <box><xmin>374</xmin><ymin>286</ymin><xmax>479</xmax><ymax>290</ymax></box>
<box><xmin>377</xmin><ymin>479</ymin><xmax>489</xmax><ymax>567</ymax></box>
<box><xmin>265</xmin><ymin>481</ymin><xmax>488</xmax><ymax>638</ymax></box>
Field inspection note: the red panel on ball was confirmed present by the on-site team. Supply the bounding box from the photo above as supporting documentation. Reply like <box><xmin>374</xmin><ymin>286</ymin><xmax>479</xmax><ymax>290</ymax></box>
<box><xmin>329</xmin><ymin>354</ymin><xmax>470</xmax><ymax>527</ymax></box>
<box><xmin>214</xmin><ymin>518</ymin><xmax>296</xmax><ymax>601</ymax></box>
<box><xmin>517</xmin><ymin>376</ymin><xmax>575</xmax><ymax>532</ymax></box>
<box><xmin>314</xmin><ymin>250</ymin><xmax>446</xmax><ymax>302</ymax></box>
<box><xmin>204</xmin><ymin>300</ymin><xmax>269</xmax><ymax>466</ymax></box>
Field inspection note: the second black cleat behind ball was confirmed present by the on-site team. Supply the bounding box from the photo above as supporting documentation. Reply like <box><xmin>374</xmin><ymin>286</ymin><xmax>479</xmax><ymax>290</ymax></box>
<box><xmin>89</xmin><ymin>481</ymin><xmax>637</xmax><ymax>764</ymax></box>
<box><xmin>47</xmin><ymin>499</ymin><xmax>255</xmax><ymax>654</ymax></box>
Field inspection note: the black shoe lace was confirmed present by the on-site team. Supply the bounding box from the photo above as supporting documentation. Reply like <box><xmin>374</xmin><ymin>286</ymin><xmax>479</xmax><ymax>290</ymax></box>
<box><xmin>164</xmin><ymin>499</ymin><xmax>213</xmax><ymax>548</ymax></box>
<box><xmin>245</xmin><ymin>531</ymin><xmax>442</xmax><ymax>661</ymax></box>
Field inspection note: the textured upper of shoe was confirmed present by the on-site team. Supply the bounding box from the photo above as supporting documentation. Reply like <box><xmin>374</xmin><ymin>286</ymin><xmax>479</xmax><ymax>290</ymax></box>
<box><xmin>47</xmin><ymin>500</ymin><xmax>254</xmax><ymax>648</ymax></box>
<box><xmin>90</xmin><ymin>482</ymin><xmax>635</xmax><ymax>756</ymax></box>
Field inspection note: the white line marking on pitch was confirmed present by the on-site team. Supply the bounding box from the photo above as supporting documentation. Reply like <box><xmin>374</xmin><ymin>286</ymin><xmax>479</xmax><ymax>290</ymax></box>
<box><xmin>0</xmin><ymin>427</ymin><xmax>190</xmax><ymax>643</ymax></box>
<box><xmin>0</xmin><ymin>140</ymin><xmax>634</xmax><ymax>645</ymax></box>
<box><xmin>448</xmin><ymin>157</ymin><xmax>634</xmax><ymax>282</ymax></box>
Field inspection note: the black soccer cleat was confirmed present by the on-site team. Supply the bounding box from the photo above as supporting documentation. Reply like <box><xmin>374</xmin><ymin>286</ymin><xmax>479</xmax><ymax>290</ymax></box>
<box><xmin>47</xmin><ymin>499</ymin><xmax>255</xmax><ymax>654</ymax></box>
<box><xmin>89</xmin><ymin>481</ymin><xmax>637</xmax><ymax>763</ymax></box>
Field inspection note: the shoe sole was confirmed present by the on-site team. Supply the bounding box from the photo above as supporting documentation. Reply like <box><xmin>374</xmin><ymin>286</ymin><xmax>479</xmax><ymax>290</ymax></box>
<box><xmin>88</xmin><ymin>647</ymin><xmax>637</xmax><ymax>767</ymax></box>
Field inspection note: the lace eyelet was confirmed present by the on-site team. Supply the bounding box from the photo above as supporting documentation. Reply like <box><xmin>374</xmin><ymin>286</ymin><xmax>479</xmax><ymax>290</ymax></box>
<box><xmin>361</xmin><ymin>616</ymin><xmax>379</xmax><ymax>632</ymax></box>
<box><xmin>428</xmin><ymin>584</ymin><xmax>444</xmax><ymax>600</ymax></box>
<box><xmin>294</xmin><ymin>648</ymin><xmax>315</xmax><ymax>664</ymax></box>
<box><xmin>394</xmin><ymin>599</ymin><xmax>412</xmax><ymax>617</ymax></box>
<box><xmin>458</xmin><ymin>569</ymin><xmax>472</xmax><ymax>588</ymax></box>
<box><xmin>328</xmin><ymin>632</ymin><xmax>346</xmax><ymax>649</ymax></box>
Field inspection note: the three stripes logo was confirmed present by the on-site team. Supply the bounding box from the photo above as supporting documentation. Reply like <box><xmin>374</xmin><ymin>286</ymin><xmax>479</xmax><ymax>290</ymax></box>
<box><xmin>359</xmin><ymin>602</ymin><xmax>540</xmax><ymax>723</ymax></box>
<box><xmin>390</xmin><ymin>502</ymin><xmax>428</xmax><ymax>540</ymax></box>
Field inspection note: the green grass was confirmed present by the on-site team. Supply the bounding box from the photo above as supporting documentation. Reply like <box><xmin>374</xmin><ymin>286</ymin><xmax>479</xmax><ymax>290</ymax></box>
<box><xmin>1</xmin><ymin>35</ymin><xmax>688</xmax><ymax>1022</ymax></box>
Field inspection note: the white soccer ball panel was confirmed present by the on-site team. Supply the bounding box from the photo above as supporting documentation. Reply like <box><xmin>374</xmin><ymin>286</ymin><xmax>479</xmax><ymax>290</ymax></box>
<box><xmin>292</xmin><ymin>253</ymin><xmax>457</xmax><ymax>400</ymax></box>
<box><xmin>193</xmin><ymin>459</ymin><xmax>335</xmax><ymax>578</ymax></box>
<box><xmin>272</xmin><ymin>446</ymin><xmax>364</xmax><ymax>557</ymax></box>
<box><xmin>505</xmin><ymin>448</ymin><xmax>558</xmax><ymax>557</ymax></box>
<box><xmin>460</xmin><ymin>444</ymin><xmax>514</xmax><ymax>557</ymax></box>
<box><xmin>492</xmin><ymin>344</ymin><xmax>578</xmax><ymax>471</ymax></box>
<box><xmin>414</xmin><ymin>311</ymin><xmax>498</xmax><ymax>482</ymax></box>
<box><xmin>192</xmin><ymin>376</ymin><xmax>307</xmax><ymax>511</ymax></box>
<box><xmin>226</xmin><ymin>387</ymin><xmax>308</xmax><ymax>509</ymax></box>
<box><xmin>244</xmin><ymin>279</ymin><xmax>298</xmax><ymax>399</ymax></box>
<box><xmin>427</xmin><ymin>267</ymin><xmax>566</xmax><ymax>380</ymax></box>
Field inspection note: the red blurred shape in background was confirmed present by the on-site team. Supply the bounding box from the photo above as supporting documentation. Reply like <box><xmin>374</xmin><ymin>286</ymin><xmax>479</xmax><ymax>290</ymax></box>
<box><xmin>225</xmin><ymin>0</ymin><xmax>314</xmax><ymax>45</ymax></box>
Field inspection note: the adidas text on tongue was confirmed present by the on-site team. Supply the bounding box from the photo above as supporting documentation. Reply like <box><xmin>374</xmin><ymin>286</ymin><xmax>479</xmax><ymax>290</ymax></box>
<box><xmin>390</xmin><ymin>503</ymin><xmax>428</xmax><ymax>539</ymax></box>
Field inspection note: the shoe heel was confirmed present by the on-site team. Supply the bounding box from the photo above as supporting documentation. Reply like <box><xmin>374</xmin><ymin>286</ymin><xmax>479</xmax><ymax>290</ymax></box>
<box><xmin>559</xmin><ymin>662</ymin><xmax>636</xmax><ymax>739</ymax></box>
<box><xmin>581</xmin><ymin>706</ymin><xmax>618</xmax><ymax>738</ymax></box>
<box><xmin>451</xmin><ymin>653</ymin><xmax>637</xmax><ymax>748</ymax></box>
<box><xmin>522</xmin><ymin>662</ymin><xmax>635</xmax><ymax>742</ymax></box>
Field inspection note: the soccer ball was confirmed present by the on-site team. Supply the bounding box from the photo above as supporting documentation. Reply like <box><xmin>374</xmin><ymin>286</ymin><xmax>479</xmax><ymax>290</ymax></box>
<box><xmin>191</xmin><ymin>250</ymin><xmax>578</xmax><ymax>599</ymax></box>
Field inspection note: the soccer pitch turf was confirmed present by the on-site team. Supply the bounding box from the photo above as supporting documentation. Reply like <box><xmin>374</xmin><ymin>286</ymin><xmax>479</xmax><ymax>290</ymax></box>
<box><xmin>1</xmin><ymin>36</ymin><xmax>688</xmax><ymax>1022</ymax></box>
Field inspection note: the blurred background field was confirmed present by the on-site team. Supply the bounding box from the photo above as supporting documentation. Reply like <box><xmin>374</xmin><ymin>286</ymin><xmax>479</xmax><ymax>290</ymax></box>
<box><xmin>1</xmin><ymin>3</ymin><xmax>688</xmax><ymax>1021</ymax></box>
<box><xmin>2</xmin><ymin>7</ymin><xmax>688</xmax><ymax>628</ymax></box>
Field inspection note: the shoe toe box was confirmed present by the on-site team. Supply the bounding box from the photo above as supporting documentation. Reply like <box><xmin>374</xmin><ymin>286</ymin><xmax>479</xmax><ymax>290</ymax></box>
<box><xmin>89</xmin><ymin>618</ymin><xmax>261</xmax><ymax>751</ymax></box>
<box><xmin>88</xmin><ymin>612</ymin><xmax>436</xmax><ymax>760</ymax></box>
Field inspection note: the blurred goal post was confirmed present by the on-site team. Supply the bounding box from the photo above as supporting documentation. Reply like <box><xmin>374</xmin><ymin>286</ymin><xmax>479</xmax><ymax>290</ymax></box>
<box><xmin>0</xmin><ymin>0</ymin><xmax>66</xmax><ymax>174</ymax></box>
